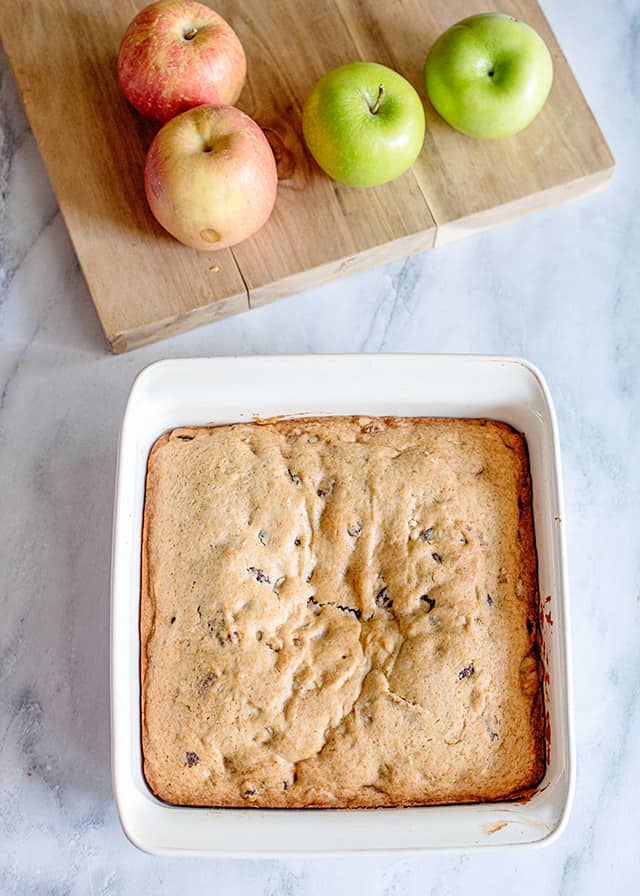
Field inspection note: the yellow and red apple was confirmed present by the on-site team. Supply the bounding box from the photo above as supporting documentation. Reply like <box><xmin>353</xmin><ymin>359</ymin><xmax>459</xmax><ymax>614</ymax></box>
<box><xmin>144</xmin><ymin>104</ymin><xmax>278</xmax><ymax>250</ymax></box>
<box><xmin>118</xmin><ymin>0</ymin><xmax>246</xmax><ymax>122</ymax></box>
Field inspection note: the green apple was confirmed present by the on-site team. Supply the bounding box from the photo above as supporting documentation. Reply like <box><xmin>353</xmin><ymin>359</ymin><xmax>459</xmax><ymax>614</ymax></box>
<box><xmin>302</xmin><ymin>62</ymin><xmax>425</xmax><ymax>187</ymax></box>
<box><xmin>425</xmin><ymin>13</ymin><xmax>553</xmax><ymax>139</ymax></box>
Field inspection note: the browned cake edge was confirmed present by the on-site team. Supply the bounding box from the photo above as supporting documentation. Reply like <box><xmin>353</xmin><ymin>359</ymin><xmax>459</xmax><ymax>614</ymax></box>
<box><xmin>139</xmin><ymin>417</ymin><xmax>546</xmax><ymax>808</ymax></box>
<box><xmin>140</xmin><ymin>431</ymin><xmax>171</xmax><ymax>804</ymax></box>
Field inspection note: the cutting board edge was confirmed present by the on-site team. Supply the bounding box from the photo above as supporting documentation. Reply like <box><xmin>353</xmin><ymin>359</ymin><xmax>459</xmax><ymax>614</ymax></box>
<box><xmin>108</xmin><ymin>161</ymin><xmax>616</xmax><ymax>352</ymax></box>
<box><xmin>246</xmin><ymin>224</ymin><xmax>438</xmax><ymax>310</ymax></box>
<box><xmin>434</xmin><ymin>163</ymin><xmax>615</xmax><ymax>248</ymax></box>
<box><xmin>108</xmin><ymin>288</ymin><xmax>250</xmax><ymax>353</ymax></box>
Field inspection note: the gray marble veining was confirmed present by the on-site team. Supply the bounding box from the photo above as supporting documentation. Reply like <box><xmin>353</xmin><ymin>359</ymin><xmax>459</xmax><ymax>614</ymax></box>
<box><xmin>1</xmin><ymin>0</ymin><xmax>639</xmax><ymax>892</ymax></box>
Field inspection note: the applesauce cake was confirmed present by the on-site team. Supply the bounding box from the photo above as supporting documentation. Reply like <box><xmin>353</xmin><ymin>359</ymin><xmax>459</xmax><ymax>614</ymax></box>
<box><xmin>141</xmin><ymin>416</ymin><xmax>545</xmax><ymax>807</ymax></box>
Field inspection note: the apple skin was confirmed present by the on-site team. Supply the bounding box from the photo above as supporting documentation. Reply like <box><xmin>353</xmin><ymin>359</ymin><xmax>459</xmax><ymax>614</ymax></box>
<box><xmin>118</xmin><ymin>0</ymin><xmax>246</xmax><ymax>122</ymax></box>
<box><xmin>425</xmin><ymin>14</ymin><xmax>553</xmax><ymax>140</ymax></box>
<box><xmin>144</xmin><ymin>105</ymin><xmax>278</xmax><ymax>251</ymax></box>
<box><xmin>302</xmin><ymin>62</ymin><xmax>425</xmax><ymax>187</ymax></box>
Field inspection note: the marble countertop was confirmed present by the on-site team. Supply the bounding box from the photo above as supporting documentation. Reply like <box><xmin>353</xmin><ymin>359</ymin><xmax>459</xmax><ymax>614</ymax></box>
<box><xmin>1</xmin><ymin>1</ymin><xmax>638</xmax><ymax>892</ymax></box>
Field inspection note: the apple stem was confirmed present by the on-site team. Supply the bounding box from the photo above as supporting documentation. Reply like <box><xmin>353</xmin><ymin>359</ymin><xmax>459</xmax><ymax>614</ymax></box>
<box><xmin>183</xmin><ymin>27</ymin><xmax>198</xmax><ymax>40</ymax></box>
<box><xmin>369</xmin><ymin>84</ymin><xmax>384</xmax><ymax>115</ymax></box>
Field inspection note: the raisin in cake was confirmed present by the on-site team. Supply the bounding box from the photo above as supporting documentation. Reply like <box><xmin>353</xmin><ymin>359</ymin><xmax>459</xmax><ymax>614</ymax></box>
<box><xmin>141</xmin><ymin>416</ymin><xmax>545</xmax><ymax>807</ymax></box>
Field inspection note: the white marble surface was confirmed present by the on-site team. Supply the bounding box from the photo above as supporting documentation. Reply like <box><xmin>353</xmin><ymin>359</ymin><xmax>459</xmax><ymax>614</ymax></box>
<box><xmin>1</xmin><ymin>1</ymin><xmax>639</xmax><ymax>892</ymax></box>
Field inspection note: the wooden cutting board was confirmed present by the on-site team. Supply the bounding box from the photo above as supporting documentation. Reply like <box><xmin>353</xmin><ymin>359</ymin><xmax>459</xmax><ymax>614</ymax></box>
<box><xmin>1</xmin><ymin>0</ymin><xmax>614</xmax><ymax>352</ymax></box>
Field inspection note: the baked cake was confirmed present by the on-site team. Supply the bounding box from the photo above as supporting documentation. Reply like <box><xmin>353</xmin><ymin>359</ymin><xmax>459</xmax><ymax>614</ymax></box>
<box><xmin>141</xmin><ymin>416</ymin><xmax>545</xmax><ymax>807</ymax></box>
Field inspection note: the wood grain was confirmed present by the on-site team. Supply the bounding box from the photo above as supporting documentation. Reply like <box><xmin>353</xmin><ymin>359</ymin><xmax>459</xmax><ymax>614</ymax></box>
<box><xmin>0</xmin><ymin>0</ymin><xmax>614</xmax><ymax>351</ymax></box>
<box><xmin>216</xmin><ymin>0</ymin><xmax>436</xmax><ymax>308</ymax></box>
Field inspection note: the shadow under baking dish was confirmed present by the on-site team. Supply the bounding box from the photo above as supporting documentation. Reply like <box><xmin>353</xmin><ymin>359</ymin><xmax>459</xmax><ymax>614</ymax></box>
<box><xmin>111</xmin><ymin>354</ymin><xmax>574</xmax><ymax>856</ymax></box>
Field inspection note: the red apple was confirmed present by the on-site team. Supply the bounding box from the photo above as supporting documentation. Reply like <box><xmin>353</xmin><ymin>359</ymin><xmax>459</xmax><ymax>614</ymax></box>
<box><xmin>118</xmin><ymin>0</ymin><xmax>246</xmax><ymax>122</ymax></box>
<box><xmin>144</xmin><ymin>104</ymin><xmax>278</xmax><ymax>250</ymax></box>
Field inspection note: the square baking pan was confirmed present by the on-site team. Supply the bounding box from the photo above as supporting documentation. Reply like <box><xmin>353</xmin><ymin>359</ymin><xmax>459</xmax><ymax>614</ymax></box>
<box><xmin>111</xmin><ymin>354</ymin><xmax>574</xmax><ymax>856</ymax></box>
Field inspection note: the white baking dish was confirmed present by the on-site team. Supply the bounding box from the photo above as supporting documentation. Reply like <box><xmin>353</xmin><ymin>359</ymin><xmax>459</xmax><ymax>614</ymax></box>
<box><xmin>111</xmin><ymin>354</ymin><xmax>573</xmax><ymax>856</ymax></box>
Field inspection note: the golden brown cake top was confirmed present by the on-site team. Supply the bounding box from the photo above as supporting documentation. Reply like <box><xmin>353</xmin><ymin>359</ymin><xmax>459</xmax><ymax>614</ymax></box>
<box><xmin>141</xmin><ymin>416</ymin><xmax>544</xmax><ymax>808</ymax></box>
